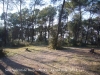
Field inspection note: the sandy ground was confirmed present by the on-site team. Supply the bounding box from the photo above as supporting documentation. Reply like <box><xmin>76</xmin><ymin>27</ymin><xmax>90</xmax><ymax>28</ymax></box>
<box><xmin>0</xmin><ymin>47</ymin><xmax>100</xmax><ymax>75</ymax></box>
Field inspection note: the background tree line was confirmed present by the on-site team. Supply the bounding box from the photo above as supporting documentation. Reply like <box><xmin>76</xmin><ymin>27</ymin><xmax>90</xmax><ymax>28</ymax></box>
<box><xmin>0</xmin><ymin>0</ymin><xmax>100</xmax><ymax>48</ymax></box>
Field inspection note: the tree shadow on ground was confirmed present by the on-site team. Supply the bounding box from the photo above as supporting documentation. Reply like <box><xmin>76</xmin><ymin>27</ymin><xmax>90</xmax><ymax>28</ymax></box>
<box><xmin>16</xmin><ymin>53</ymin><xmax>60</xmax><ymax>69</ymax></box>
<box><xmin>30</xmin><ymin>49</ymin><xmax>63</xmax><ymax>57</ymax></box>
<box><xmin>0</xmin><ymin>57</ymin><xmax>47</xmax><ymax>75</ymax></box>
<box><xmin>30</xmin><ymin>47</ymin><xmax>100</xmax><ymax>59</ymax></box>
<box><xmin>0</xmin><ymin>64</ymin><xmax>13</xmax><ymax>75</ymax></box>
<box><xmin>56</xmin><ymin>47</ymin><xmax>100</xmax><ymax>57</ymax></box>
<box><xmin>86</xmin><ymin>64</ymin><xmax>100</xmax><ymax>75</ymax></box>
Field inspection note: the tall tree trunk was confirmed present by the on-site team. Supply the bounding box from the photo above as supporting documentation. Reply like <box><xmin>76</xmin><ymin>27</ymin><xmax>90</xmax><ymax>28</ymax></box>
<box><xmin>31</xmin><ymin>26</ymin><xmax>34</xmax><ymax>42</ymax></box>
<box><xmin>20</xmin><ymin>0</ymin><xmax>23</xmax><ymax>42</ymax></box>
<box><xmin>79</xmin><ymin>4</ymin><xmax>82</xmax><ymax>45</ymax></box>
<box><xmin>85</xmin><ymin>21</ymin><xmax>89</xmax><ymax>44</ymax></box>
<box><xmin>48</xmin><ymin>17</ymin><xmax>51</xmax><ymax>40</ymax></box>
<box><xmin>55</xmin><ymin>0</ymin><xmax>65</xmax><ymax>48</ymax></box>
<box><xmin>44</xmin><ymin>26</ymin><xmax>47</xmax><ymax>42</ymax></box>
<box><xmin>85</xmin><ymin>0</ymin><xmax>93</xmax><ymax>45</ymax></box>
<box><xmin>31</xmin><ymin>5</ymin><xmax>36</xmax><ymax>42</ymax></box>
<box><xmin>3</xmin><ymin>0</ymin><xmax>7</xmax><ymax>45</ymax></box>
<box><xmin>27</xmin><ymin>25</ymin><xmax>29</xmax><ymax>42</ymax></box>
<box><xmin>28</xmin><ymin>30</ymin><xmax>29</xmax><ymax>42</ymax></box>
<box><xmin>97</xmin><ymin>25</ymin><xmax>100</xmax><ymax>47</ymax></box>
<box><xmin>5</xmin><ymin>0</ymin><xmax>9</xmax><ymax>44</ymax></box>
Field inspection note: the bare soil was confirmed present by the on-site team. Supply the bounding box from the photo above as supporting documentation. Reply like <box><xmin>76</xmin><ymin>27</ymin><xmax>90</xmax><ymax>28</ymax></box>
<box><xmin>0</xmin><ymin>46</ymin><xmax>100</xmax><ymax>75</ymax></box>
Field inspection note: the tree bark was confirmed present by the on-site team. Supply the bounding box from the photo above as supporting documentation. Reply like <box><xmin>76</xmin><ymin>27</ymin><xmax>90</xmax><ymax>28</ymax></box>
<box><xmin>3</xmin><ymin>0</ymin><xmax>7</xmax><ymax>45</ymax></box>
<box><xmin>20</xmin><ymin>0</ymin><xmax>23</xmax><ymax>42</ymax></box>
<box><xmin>55</xmin><ymin>0</ymin><xmax>65</xmax><ymax>48</ymax></box>
<box><xmin>79</xmin><ymin>4</ymin><xmax>82</xmax><ymax>44</ymax></box>
<box><xmin>48</xmin><ymin>17</ymin><xmax>51</xmax><ymax>39</ymax></box>
<box><xmin>97</xmin><ymin>25</ymin><xmax>100</xmax><ymax>47</ymax></box>
<box><xmin>44</xmin><ymin>26</ymin><xmax>47</xmax><ymax>42</ymax></box>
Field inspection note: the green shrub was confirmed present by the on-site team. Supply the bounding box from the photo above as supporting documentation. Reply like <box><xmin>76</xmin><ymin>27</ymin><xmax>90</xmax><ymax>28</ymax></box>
<box><xmin>36</xmin><ymin>35</ymin><xmax>44</xmax><ymax>42</ymax></box>
<box><xmin>49</xmin><ymin>36</ymin><xmax>57</xmax><ymax>49</ymax></box>
<box><xmin>49</xmin><ymin>29</ymin><xmax>63</xmax><ymax>49</ymax></box>
<box><xmin>49</xmin><ymin>37</ymin><xmax>63</xmax><ymax>49</ymax></box>
<box><xmin>65</xmin><ymin>38</ymin><xmax>73</xmax><ymax>47</ymax></box>
<box><xmin>66</xmin><ymin>39</ymin><xmax>80</xmax><ymax>46</ymax></box>
<box><xmin>0</xmin><ymin>47</ymin><xmax>6</xmax><ymax>58</ymax></box>
<box><xmin>11</xmin><ymin>39</ymin><xmax>30</xmax><ymax>47</ymax></box>
<box><xmin>33</xmin><ymin>41</ymin><xmax>48</xmax><ymax>46</ymax></box>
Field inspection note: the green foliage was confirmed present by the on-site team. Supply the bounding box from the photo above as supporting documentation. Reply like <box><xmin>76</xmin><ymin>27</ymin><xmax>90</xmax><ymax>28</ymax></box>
<box><xmin>70</xmin><ymin>39</ymin><xmax>79</xmax><ymax>46</ymax></box>
<box><xmin>33</xmin><ymin>41</ymin><xmax>48</xmax><ymax>46</ymax></box>
<box><xmin>36</xmin><ymin>35</ymin><xmax>44</xmax><ymax>42</ymax></box>
<box><xmin>49</xmin><ymin>29</ymin><xmax>62</xmax><ymax>49</ymax></box>
<box><xmin>71</xmin><ymin>0</ymin><xmax>88</xmax><ymax>7</ymax></box>
<box><xmin>0</xmin><ymin>0</ymin><xmax>100</xmax><ymax>47</ymax></box>
<box><xmin>0</xmin><ymin>47</ymin><xmax>6</xmax><ymax>58</ymax></box>
<box><xmin>49</xmin><ymin>35</ymin><xmax>57</xmax><ymax>49</ymax></box>
<box><xmin>1</xmin><ymin>12</ymin><xmax>6</xmax><ymax>20</ymax></box>
<box><xmin>38</xmin><ymin>5</ymin><xmax>56</xmax><ymax>20</ymax></box>
<box><xmin>64</xmin><ymin>37</ymin><xmax>82</xmax><ymax>47</ymax></box>
<box><xmin>10</xmin><ymin>40</ymin><xmax>30</xmax><ymax>47</ymax></box>
<box><xmin>48</xmin><ymin>29</ymin><xmax>56</xmax><ymax>49</ymax></box>
<box><xmin>66</xmin><ymin>38</ymin><xmax>72</xmax><ymax>46</ymax></box>
<box><xmin>57</xmin><ymin>37</ymin><xmax>63</xmax><ymax>49</ymax></box>
<box><xmin>35</xmin><ymin>34</ymin><xmax>48</xmax><ymax>45</ymax></box>
<box><xmin>8</xmin><ymin>13</ymin><xmax>20</xmax><ymax>25</ymax></box>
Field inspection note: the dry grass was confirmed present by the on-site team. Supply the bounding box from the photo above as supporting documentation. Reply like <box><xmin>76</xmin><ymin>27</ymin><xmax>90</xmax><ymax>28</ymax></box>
<box><xmin>0</xmin><ymin>46</ymin><xmax>100</xmax><ymax>75</ymax></box>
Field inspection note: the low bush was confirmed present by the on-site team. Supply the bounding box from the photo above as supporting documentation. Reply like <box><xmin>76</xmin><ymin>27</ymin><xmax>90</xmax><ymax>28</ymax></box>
<box><xmin>10</xmin><ymin>40</ymin><xmax>30</xmax><ymax>47</ymax></box>
<box><xmin>49</xmin><ymin>36</ymin><xmax>57</xmax><ymax>49</ymax></box>
<box><xmin>33</xmin><ymin>41</ymin><xmax>48</xmax><ymax>46</ymax></box>
<box><xmin>49</xmin><ymin>37</ymin><xmax>63</xmax><ymax>49</ymax></box>
<box><xmin>49</xmin><ymin>29</ymin><xmax>63</xmax><ymax>49</ymax></box>
<box><xmin>0</xmin><ymin>47</ymin><xmax>6</xmax><ymax>58</ymax></box>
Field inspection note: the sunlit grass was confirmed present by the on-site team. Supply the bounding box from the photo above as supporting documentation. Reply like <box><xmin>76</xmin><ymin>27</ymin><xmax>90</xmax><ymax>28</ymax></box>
<box><xmin>4</xmin><ymin>45</ymin><xmax>46</xmax><ymax>56</ymax></box>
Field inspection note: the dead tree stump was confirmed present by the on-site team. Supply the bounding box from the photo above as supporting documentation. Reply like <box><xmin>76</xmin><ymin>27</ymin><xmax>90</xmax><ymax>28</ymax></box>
<box><xmin>26</xmin><ymin>48</ymin><xmax>31</xmax><ymax>52</ymax></box>
<box><xmin>26</xmin><ymin>48</ymin><xmax>28</xmax><ymax>51</ymax></box>
<box><xmin>90</xmin><ymin>48</ymin><xmax>95</xmax><ymax>53</ymax></box>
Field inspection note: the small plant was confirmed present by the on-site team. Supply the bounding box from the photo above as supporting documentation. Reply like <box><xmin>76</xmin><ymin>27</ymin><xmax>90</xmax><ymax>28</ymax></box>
<box><xmin>49</xmin><ymin>35</ymin><xmax>57</xmax><ymax>49</ymax></box>
<box><xmin>0</xmin><ymin>47</ymin><xmax>6</xmax><ymax>58</ymax></box>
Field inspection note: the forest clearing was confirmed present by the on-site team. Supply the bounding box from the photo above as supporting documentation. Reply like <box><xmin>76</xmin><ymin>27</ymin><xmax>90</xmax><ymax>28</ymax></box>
<box><xmin>0</xmin><ymin>46</ymin><xmax>100</xmax><ymax>75</ymax></box>
<box><xmin>0</xmin><ymin>0</ymin><xmax>100</xmax><ymax>75</ymax></box>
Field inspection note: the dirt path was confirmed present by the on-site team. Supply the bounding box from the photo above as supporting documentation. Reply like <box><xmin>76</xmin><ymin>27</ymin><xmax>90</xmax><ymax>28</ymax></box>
<box><xmin>0</xmin><ymin>47</ymin><xmax>100</xmax><ymax>75</ymax></box>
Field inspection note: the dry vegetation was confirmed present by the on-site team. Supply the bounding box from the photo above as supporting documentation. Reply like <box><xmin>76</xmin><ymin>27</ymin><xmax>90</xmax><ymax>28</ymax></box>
<box><xmin>0</xmin><ymin>46</ymin><xmax>100</xmax><ymax>75</ymax></box>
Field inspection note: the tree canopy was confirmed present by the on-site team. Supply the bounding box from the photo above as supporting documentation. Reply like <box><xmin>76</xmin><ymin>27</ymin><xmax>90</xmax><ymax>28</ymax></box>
<box><xmin>0</xmin><ymin>0</ymin><xmax>100</xmax><ymax>48</ymax></box>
